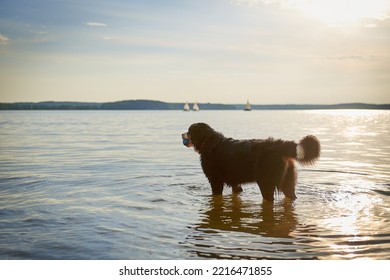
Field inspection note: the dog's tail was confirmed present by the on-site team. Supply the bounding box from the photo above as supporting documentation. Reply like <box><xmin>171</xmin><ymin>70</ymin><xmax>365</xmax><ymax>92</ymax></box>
<box><xmin>295</xmin><ymin>135</ymin><xmax>321</xmax><ymax>165</ymax></box>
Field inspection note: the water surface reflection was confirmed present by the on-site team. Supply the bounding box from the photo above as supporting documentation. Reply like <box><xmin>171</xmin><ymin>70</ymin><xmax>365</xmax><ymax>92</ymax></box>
<box><xmin>186</xmin><ymin>194</ymin><xmax>321</xmax><ymax>259</ymax></box>
<box><xmin>1</xmin><ymin>110</ymin><xmax>389</xmax><ymax>259</ymax></box>
<box><xmin>199</xmin><ymin>195</ymin><xmax>298</xmax><ymax>238</ymax></box>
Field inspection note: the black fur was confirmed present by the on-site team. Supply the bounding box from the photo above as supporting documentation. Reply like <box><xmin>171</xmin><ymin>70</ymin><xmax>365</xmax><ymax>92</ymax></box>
<box><xmin>182</xmin><ymin>123</ymin><xmax>320</xmax><ymax>201</ymax></box>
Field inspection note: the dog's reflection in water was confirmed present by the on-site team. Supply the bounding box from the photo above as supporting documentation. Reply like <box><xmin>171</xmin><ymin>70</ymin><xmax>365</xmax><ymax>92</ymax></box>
<box><xmin>186</xmin><ymin>194</ymin><xmax>300</xmax><ymax>259</ymax></box>
<box><xmin>196</xmin><ymin>194</ymin><xmax>298</xmax><ymax>238</ymax></box>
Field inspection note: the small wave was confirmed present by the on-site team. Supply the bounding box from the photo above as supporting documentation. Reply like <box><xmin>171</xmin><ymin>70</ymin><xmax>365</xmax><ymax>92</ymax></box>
<box><xmin>150</xmin><ymin>198</ymin><xmax>166</xmax><ymax>203</ymax></box>
<box><xmin>336</xmin><ymin>238</ymin><xmax>390</xmax><ymax>246</ymax></box>
<box><xmin>124</xmin><ymin>205</ymin><xmax>153</xmax><ymax>211</ymax></box>
<box><xmin>373</xmin><ymin>189</ymin><xmax>390</xmax><ymax>196</ymax></box>
<box><xmin>302</xmin><ymin>169</ymin><xmax>369</xmax><ymax>176</ymax></box>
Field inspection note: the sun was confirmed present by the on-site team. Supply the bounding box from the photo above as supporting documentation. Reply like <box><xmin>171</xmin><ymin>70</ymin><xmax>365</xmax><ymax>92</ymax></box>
<box><xmin>292</xmin><ymin>0</ymin><xmax>390</xmax><ymax>26</ymax></box>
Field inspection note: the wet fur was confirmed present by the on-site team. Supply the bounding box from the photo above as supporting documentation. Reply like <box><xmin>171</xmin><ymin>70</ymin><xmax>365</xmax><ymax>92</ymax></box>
<box><xmin>182</xmin><ymin>123</ymin><xmax>320</xmax><ymax>201</ymax></box>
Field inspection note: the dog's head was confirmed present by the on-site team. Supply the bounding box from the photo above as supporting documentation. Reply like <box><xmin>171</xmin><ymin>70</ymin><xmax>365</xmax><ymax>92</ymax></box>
<box><xmin>182</xmin><ymin>123</ymin><xmax>214</xmax><ymax>153</ymax></box>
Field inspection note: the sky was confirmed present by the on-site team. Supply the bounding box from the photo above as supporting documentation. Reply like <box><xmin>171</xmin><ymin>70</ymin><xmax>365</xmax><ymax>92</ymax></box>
<box><xmin>0</xmin><ymin>0</ymin><xmax>390</xmax><ymax>104</ymax></box>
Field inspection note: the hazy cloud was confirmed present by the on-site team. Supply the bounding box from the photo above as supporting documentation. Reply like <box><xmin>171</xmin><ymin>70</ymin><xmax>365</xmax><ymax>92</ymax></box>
<box><xmin>86</xmin><ymin>22</ymin><xmax>107</xmax><ymax>27</ymax></box>
<box><xmin>231</xmin><ymin>0</ymin><xmax>390</xmax><ymax>21</ymax></box>
<box><xmin>0</xmin><ymin>34</ymin><xmax>10</xmax><ymax>43</ymax></box>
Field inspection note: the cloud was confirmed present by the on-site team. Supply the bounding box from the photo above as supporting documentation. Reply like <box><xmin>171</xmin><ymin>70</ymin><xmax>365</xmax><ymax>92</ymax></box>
<box><xmin>323</xmin><ymin>54</ymin><xmax>380</xmax><ymax>62</ymax></box>
<box><xmin>231</xmin><ymin>0</ymin><xmax>390</xmax><ymax>22</ymax></box>
<box><xmin>231</xmin><ymin>0</ymin><xmax>298</xmax><ymax>9</ymax></box>
<box><xmin>86</xmin><ymin>21</ymin><xmax>107</xmax><ymax>27</ymax></box>
<box><xmin>364</xmin><ymin>23</ymin><xmax>378</xmax><ymax>28</ymax></box>
<box><xmin>0</xmin><ymin>34</ymin><xmax>10</xmax><ymax>43</ymax></box>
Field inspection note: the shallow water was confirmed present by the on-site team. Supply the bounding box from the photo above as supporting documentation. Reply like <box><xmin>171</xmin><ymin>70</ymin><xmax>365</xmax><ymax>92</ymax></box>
<box><xmin>0</xmin><ymin>110</ymin><xmax>389</xmax><ymax>259</ymax></box>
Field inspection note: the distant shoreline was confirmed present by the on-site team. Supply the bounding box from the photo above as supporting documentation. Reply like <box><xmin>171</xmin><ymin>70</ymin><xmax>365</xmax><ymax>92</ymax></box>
<box><xmin>1</xmin><ymin>100</ymin><xmax>389</xmax><ymax>110</ymax></box>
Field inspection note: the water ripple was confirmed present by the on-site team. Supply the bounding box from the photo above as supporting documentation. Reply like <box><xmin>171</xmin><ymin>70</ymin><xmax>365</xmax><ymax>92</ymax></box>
<box><xmin>0</xmin><ymin>110</ymin><xmax>389</xmax><ymax>259</ymax></box>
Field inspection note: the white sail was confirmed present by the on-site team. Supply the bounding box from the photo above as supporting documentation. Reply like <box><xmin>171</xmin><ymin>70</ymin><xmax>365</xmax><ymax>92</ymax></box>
<box><xmin>192</xmin><ymin>102</ymin><xmax>199</xmax><ymax>111</ymax></box>
<box><xmin>244</xmin><ymin>100</ymin><xmax>251</xmax><ymax>111</ymax></box>
<box><xmin>183</xmin><ymin>102</ymin><xmax>190</xmax><ymax>111</ymax></box>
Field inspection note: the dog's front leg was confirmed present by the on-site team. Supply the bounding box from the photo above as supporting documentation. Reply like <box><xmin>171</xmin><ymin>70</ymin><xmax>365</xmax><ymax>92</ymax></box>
<box><xmin>209</xmin><ymin>181</ymin><xmax>224</xmax><ymax>195</ymax></box>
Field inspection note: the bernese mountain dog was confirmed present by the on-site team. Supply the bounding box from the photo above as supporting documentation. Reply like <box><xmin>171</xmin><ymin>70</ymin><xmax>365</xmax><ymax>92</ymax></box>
<box><xmin>182</xmin><ymin>123</ymin><xmax>320</xmax><ymax>201</ymax></box>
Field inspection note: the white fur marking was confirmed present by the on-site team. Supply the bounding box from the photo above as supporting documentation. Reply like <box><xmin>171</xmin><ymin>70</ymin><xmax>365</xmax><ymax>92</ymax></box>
<box><xmin>296</xmin><ymin>144</ymin><xmax>305</xmax><ymax>160</ymax></box>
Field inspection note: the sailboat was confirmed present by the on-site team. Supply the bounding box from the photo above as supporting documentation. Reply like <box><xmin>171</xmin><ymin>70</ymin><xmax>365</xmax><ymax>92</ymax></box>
<box><xmin>192</xmin><ymin>102</ymin><xmax>199</xmax><ymax>111</ymax></box>
<box><xmin>183</xmin><ymin>102</ymin><xmax>190</xmax><ymax>111</ymax></box>
<box><xmin>244</xmin><ymin>100</ymin><xmax>252</xmax><ymax>111</ymax></box>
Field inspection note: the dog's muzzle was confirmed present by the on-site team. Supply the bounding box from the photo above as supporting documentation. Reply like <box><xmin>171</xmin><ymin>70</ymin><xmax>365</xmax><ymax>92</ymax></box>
<box><xmin>182</xmin><ymin>132</ymin><xmax>191</xmax><ymax>147</ymax></box>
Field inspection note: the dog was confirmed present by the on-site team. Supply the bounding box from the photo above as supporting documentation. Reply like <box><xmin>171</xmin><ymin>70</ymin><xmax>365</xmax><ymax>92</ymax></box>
<box><xmin>182</xmin><ymin>123</ymin><xmax>320</xmax><ymax>201</ymax></box>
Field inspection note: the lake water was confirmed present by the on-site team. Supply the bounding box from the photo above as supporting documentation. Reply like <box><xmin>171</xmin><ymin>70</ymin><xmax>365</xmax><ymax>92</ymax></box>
<box><xmin>0</xmin><ymin>110</ymin><xmax>389</xmax><ymax>260</ymax></box>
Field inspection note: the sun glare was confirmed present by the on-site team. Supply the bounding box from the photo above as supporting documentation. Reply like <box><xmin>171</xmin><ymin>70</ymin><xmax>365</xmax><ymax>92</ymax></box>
<box><xmin>287</xmin><ymin>0</ymin><xmax>390</xmax><ymax>26</ymax></box>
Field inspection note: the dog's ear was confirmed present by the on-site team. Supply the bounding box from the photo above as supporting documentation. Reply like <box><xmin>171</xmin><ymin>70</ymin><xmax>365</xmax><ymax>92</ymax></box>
<box><xmin>188</xmin><ymin>123</ymin><xmax>212</xmax><ymax>149</ymax></box>
<box><xmin>189</xmin><ymin>123</ymin><xmax>210</xmax><ymax>138</ymax></box>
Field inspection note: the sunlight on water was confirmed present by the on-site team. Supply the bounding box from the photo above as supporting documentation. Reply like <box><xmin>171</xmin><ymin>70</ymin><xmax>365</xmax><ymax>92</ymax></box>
<box><xmin>0</xmin><ymin>110</ymin><xmax>389</xmax><ymax>259</ymax></box>
<box><xmin>323</xmin><ymin>191</ymin><xmax>380</xmax><ymax>235</ymax></box>
<box><xmin>312</xmin><ymin>109</ymin><xmax>385</xmax><ymax>117</ymax></box>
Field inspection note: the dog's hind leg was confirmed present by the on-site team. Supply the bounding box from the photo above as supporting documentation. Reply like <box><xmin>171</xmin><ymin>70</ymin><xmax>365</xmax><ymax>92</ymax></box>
<box><xmin>258</xmin><ymin>183</ymin><xmax>276</xmax><ymax>201</ymax></box>
<box><xmin>256</xmin><ymin>155</ymin><xmax>286</xmax><ymax>201</ymax></box>
<box><xmin>232</xmin><ymin>184</ymin><xmax>243</xmax><ymax>194</ymax></box>
<box><xmin>280</xmin><ymin>159</ymin><xmax>297</xmax><ymax>200</ymax></box>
